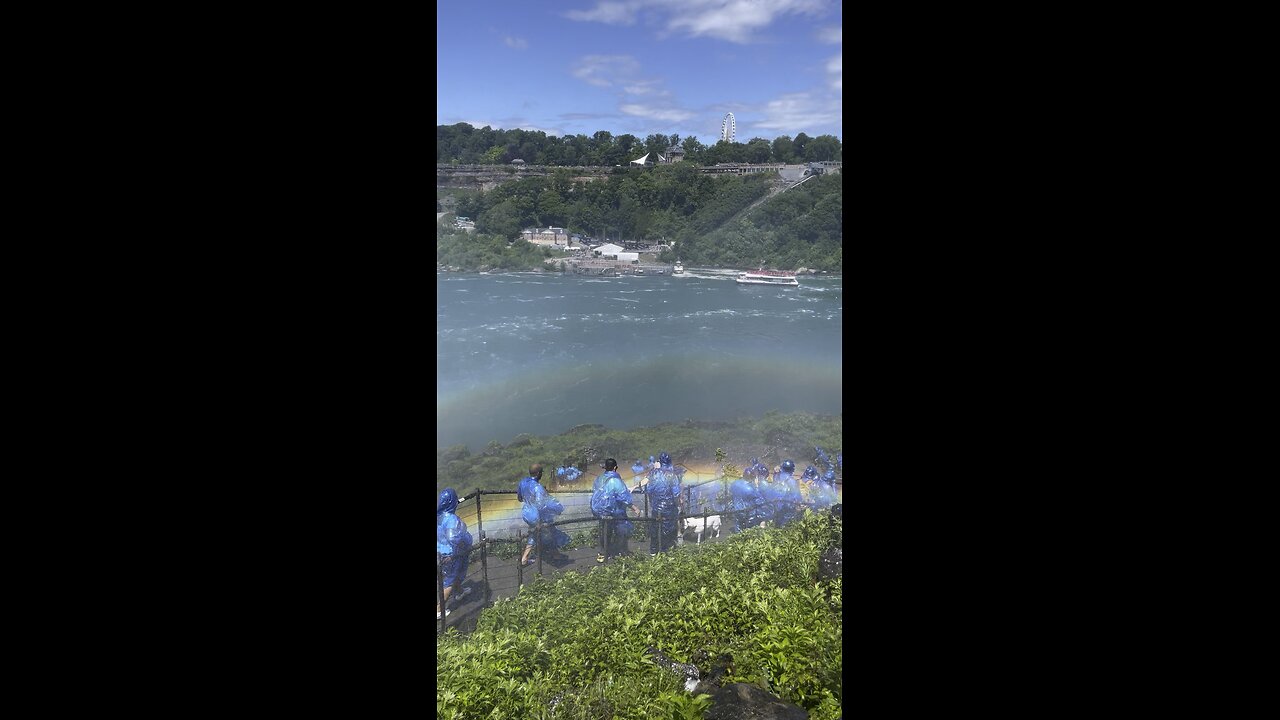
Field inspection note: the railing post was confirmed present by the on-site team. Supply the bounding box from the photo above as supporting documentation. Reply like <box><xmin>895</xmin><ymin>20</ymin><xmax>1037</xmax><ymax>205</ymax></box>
<box><xmin>474</xmin><ymin>491</ymin><xmax>484</xmax><ymax>541</ymax></box>
<box><xmin>516</xmin><ymin>529</ymin><xmax>523</xmax><ymax>587</ymax></box>
<box><xmin>536</xmin><ymin>521</ymin><xmax>544</xmax><ymax>575</ymax></box>
<box><xmin>437</xmin><ymin>552</ymin><xmax>447</xmax><ymax>631</ymax></box>
<box><xmin>480</xmin><ymin>538</ymin><xmax>489</xmax><ymax>605</ymax></box>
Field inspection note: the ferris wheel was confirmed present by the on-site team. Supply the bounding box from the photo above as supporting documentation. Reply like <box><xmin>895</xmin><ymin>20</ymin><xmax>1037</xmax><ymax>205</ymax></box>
<box><xmin>720</xmin><ymin>112</ymin><xmax>736</xmax><ymax>143</ymax></box>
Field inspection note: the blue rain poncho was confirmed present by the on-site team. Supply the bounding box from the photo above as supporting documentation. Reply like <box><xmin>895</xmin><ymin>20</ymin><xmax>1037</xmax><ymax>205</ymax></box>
<box><xmin>593</xmin><ymin>471</ymin><xmax>634</xmax><ymax>535</ymax></box>
<box><xmin>645</xmin><ymin>464</ymin><xmax>682</xmax><ymax>553</ymax></box>
<box><xmin>556</xmin><ymin>465</ymin><xmax>583</xmax><ymax>483</ymax></box>
<box><xmin>729</xmin><ymin>478</ymin><xmax>770</xmax><ymax>531</ymax></box>
<box><xmin>644</xmin><ymin>466</ymin><xmax>682</xmax><ymax>517</ymax></box>
<box><xmin>808</xmin><ymin>473</ymin><xmax>837</xmax><ymax>510</ymax></box>
<box><xmin>631</xmin><ymin>460</ymin><xmax>646</xmax><ymax>475</ymax></box>
<box><xmin>437</xmin><ymin>488</ymin><xmax>474</xmax><ymax>556</ymax></box>
<box><xmin>773</xmin><ymin>470</ymin><xmax>804</xmax><ymax>526</ymax></box>
<box><xmin>437</xmin><ymin>488</ymin><xmax>473</xmax><ymax>588</ymax></box>
<box><xmin>517</xmin><ymin>476</ymin><xmax>569</xmax><ymax>550</ymax></box>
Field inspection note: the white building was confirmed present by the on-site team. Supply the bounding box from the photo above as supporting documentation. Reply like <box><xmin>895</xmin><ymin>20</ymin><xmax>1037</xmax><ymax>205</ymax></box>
<box><xmin>593</xmin><ymin>243</ymin><xmax>639</xmax><ymax>262</ymax></box>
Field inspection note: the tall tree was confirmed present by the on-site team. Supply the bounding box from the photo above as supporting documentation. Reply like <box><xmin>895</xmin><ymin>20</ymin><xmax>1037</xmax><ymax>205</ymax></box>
<box><xmin>792</xmin><ymin>133</ymin><xmax>811</xmax><ymax>163</ymax></box>
<box><xmin>615</xmin><ymin>133</ymin><xmax>640</xmax><ymax>160</ymax></box>
<box><xmin>643</xmin><ymin>133</ymin><xmax>669</xmax><ymax>160</ymax></box>
<box><xmin>745</xmin><ymin>137</ymin><xmax>772</xmax><ymax>164</ymax></box>
<box><xmin>537</xmin><ymin>188</ymin><xmax>566</xmax><ymax>227</ymax></box>
<box><xmin>805</xmin><ymin>135</ymin><xmax>841</xmax><ymax>162</ymax></box>
<box><xmin>771</xmin><ymin>135</ymin><xmax>796</xmax><ymax>163</ymax></box>
<box><xmin>680</xmin><ymin>136</ymin><xmax>705</xmax><ymax>164</ymax></box>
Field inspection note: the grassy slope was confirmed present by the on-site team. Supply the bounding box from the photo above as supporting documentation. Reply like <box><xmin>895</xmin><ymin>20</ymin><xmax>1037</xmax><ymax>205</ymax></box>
<box><xmin>437</xmin><ymin>411</ymin><xmax>843</xmax><ymax>498</ymax></box>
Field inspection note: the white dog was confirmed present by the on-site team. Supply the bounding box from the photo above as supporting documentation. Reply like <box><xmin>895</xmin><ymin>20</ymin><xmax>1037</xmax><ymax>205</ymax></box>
<box><xmin>679</xmin><ymin>515</ymin><xmax>721</xmax><ymax>545</ymax></box>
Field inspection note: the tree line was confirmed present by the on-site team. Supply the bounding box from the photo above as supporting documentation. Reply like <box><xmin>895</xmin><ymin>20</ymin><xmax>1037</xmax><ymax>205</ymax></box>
<box><xmin>438</xmin><ymin>123</ymin><xmax>842</xmax><ymax>166</ymax></box>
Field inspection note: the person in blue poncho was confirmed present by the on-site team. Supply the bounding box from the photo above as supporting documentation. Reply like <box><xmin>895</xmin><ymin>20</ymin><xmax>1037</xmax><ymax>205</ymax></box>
<box><xmin>591</xmin><ymin>458</ymin><xmax>638</xmax><ymax>562</ymax></box>
<box><xmin>555</xmin><ymin>465</ymin><xmax>582</xmax><ymax>484</ymax></box>
<box><xmin>437</xmin><ymin>487</ymin><xmax>474</xmax><ymax>620</ymax></box>
<box><xmin>518</xmin><ymin>464</ymin><xmax>570</xmax><ymax>567</ymax></box>
<box><xmin>729</xmin><ymin>466</ymin><xmax>770</xmax><ymax>533</ymax></box>
<box><xmin>757</xmin><ymin>460</ymin><xmax>793</xmax><ymax>527</ymax></box>
<box><xmin>638</xmin><ymin>452</ymin><xmax>683</xmax><ymax>556</ymax></box>
<box><xmin>812</xmin><ymin>447</ymin><xmax>840</xmax><ymax>508</ymax></box>
<box><xmin>772</xmin><ymin>459</ymin><xmax>804</xmax><ymax>526</ymax></box>
<box><xmin>631</xmin><ymin>459</ymin><xmax>646</xmax><ymax>479</ymax></box>
<box><xmin>808</xmin><ymin>447</ymin><xmax>840</xmax><ymax>510</ymax></box>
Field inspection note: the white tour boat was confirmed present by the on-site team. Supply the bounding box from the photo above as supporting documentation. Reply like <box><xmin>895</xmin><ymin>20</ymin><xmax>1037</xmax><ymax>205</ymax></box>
<box><xmin>673</xmin><ymin>261</ymin><xmax>685</xmax><ymax>275</ymax></box>
<box><xmin>735</xmin><ymin>268</ymin><xmax>799</xmax><ymax>286</ymax></box>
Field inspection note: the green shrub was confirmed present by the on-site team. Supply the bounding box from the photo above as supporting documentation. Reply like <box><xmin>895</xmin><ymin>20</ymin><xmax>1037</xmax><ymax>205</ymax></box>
<box><xmin>437</xmin><ymin>511</ymin><xmax>842</xmax><ymax>719</ymax></box>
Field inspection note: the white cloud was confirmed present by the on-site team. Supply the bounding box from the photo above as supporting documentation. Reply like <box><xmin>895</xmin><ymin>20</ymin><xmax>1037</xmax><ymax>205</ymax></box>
<box><xmin>620</xmin><ymin>104</ymin><xmax>695</xmax><ymax>122</ymax></box>
<box><xmin>817</xmin><ymin>26</ymin><xmax>841</xmax><ymax>44</ymax></box>
<box><xmin>623</xmin><ymin>80</ymin><xmax>668</xmax><ymax>96</ymax></box>
<box><xmin>567</xmin><ymin>0</ymin><xmax>828</xmax><ymax>43</ymax></box>
<box><xmin>826</xmin><ymin>53</ymin><xmax>841</xmax><ymax>91</ymax></box>
<box><xmin>571</xmin><ymin>55</ymin><xmax>642</xmax><ymax>87</ymax></box>
<box><xmin>565</xmin><ymin>1</ymin><xmax>641</xmax><ymax>24</ymax></box>
<box><xmin>751</xmin><ymin>92</ymin><xmax>840</xmax><ymax>134</ymax></box>
<box><xmin>569</xmin><ymin>54</ymin><xmax>698</xmax><ymax>131</ymax></box>
<box><xmin>504</xmin><ymin>36</ymin><xmax>528</xmax><ymax>49</ymax></box>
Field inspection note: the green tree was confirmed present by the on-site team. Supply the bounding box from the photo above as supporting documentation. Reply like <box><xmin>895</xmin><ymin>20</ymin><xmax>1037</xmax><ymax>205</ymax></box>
<box><xmin>481</xmin><ymin>145</ymin><xmax>506</xmax><ymax>164</ymax></box>
<box><xmin>681</xmin><ymin>135</ymin><xmax>705</xmax><ymax>164</ymax></box>
<box><xmin>792</xmin><ymin>132</ymin><xmax>811</xmax><ymax>162</ymax></box>
<box><xmin>745</xmin><ymin>137</ymin><xmax>772</xmax><ymax>164</ymax></box>
<box><xmin>643</xmin><ymin>133</ymin><xmax>668</xmax><ymax>159</ymax></box>
<box><xmin>478</xmin><ymin>198</ymin><xmax>522</xmax><ymax>239</ymax></box>
<box><xmin>537</xmin><ymin>188</ymin><xmax>566</xmax><ymax>227</ymax></box>
<box><xmin>806</xmin><ymin>134</ymin><xmax>841</xmax><ymax>162</ymax></box>
<box><xmin>772</xmin><ymin>135</ymin><xmax>796</xmax><ymax>163</ymax></box>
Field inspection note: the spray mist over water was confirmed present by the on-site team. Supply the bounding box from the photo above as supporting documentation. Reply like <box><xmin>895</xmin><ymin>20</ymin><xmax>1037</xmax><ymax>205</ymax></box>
<box><xmin>437</xmin><ymin>272</ymin><xmax>841</xmax><ymax>452</ymax></box>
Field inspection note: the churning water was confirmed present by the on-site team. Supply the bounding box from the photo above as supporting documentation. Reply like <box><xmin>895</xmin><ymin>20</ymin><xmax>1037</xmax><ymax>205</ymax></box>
<box><xmin>437</xmin><ymin>269</ymin><xmax>842</xmax><ymax>451</ymax></box>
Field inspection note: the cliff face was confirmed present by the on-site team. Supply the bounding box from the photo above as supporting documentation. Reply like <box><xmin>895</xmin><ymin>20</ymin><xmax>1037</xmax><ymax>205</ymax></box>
<box><xmin>437</xmin><ymin>164</ymin><xmax>613</xmax><ymax>191</ymax></box>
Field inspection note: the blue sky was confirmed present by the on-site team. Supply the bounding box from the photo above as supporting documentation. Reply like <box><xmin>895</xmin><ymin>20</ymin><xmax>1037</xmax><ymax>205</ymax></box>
<box><xmin>437</xmin><ymin>0</ymin><xmax>842</xmax><ymax>146</ymax></box>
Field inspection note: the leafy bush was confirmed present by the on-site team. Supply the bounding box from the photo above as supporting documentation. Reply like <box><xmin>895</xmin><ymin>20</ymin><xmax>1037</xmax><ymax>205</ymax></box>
<box><xmin>437</xmin><ymin>511</ymin><xmax>842</xmax><ymax>719</ymax></box>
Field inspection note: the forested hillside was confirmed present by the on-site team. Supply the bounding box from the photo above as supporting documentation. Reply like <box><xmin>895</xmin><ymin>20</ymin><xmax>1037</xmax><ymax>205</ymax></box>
<box><xmin>436</xmin><ymin>215</ymin><xmax>554</xmax><ymax>273</ymax></box>
<box><xmin>439</xmin><ymin>163</ymin><xmax>841</xmax><ymax>272</ymax></box>
<box><xmin>438</xmin><ymin>122</ymin><xmax>841</xmax><ymax>166</ymax></box>
<box><xmin>666</xmin><ymin>173</ymin><xmax>842</xmax><ymax>270</ymax></box>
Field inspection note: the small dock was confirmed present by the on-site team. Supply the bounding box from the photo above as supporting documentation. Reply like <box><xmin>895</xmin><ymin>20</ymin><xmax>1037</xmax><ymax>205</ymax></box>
<box><xmin>567</xmin><ymin>259</ymin><xmax>674</xmax><ymax>276</ymax></box>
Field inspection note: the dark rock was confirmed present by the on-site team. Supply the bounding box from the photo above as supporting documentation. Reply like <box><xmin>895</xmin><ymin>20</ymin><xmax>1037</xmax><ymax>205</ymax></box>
<box><xmin>818</xmin><ymin>545</ymin><xmax>842</xmax><ymax>582</ymax></box>
<box><xmin>704</xmin><ymin>683</ymin><xmax>808</xmax><ymax>720</ymax></box>
<box><xmin>693</xmin><ymin>653</ymin><xmax>735</xmax><ymax>694</ymax></box>
<box><xmin>646</xmin><ymin>646</ymin><xmax>700</xmax><ymax>688</ymax></box>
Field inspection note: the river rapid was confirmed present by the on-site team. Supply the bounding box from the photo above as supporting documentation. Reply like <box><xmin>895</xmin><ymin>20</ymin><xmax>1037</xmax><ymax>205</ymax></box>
<box><xmin>437</xmin><ymin>269</ymin><xmax>842</xmax><ymax>452</ymax></box>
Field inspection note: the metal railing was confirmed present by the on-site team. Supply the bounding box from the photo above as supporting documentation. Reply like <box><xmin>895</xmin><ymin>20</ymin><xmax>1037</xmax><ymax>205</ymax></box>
<box><xmin>436</xmin><ymin>479</ymin><xmax>842</xmax><ymax>632</ymax></box>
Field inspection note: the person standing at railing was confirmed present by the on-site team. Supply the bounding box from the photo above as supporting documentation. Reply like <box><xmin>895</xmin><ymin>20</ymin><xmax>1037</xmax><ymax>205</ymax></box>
<box><xmin>437</xmin><ymin>487</ymin><xmax>473</xmax><ymax>620</ymax></box>
<box><xmin>638</xmin><ymin>452</ymin><xmax>682</xmax><ymax>556</ymax></box>
<box><xmin>518</xmin><ymin>464</ymin><xmax>570</xmax><ymax>567</ymax></box>
<box><xmin>799</xmin><ymin>464</ymin><xmax>831</xmax><ymax>511</ymax></box>
<box><xmin>591</xmin><ymin>458</ymin><xmax>638</xmax><ymax>562</ymax></box>
<box><xmin>729</xmin><ymin>467</ymin><xmax>769</xmax><ymax>532</ymax></box>
<box><xmin>773</xmin><ymin>459</ymin><xmax>804</xmax><ymax>527</ymax></box>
